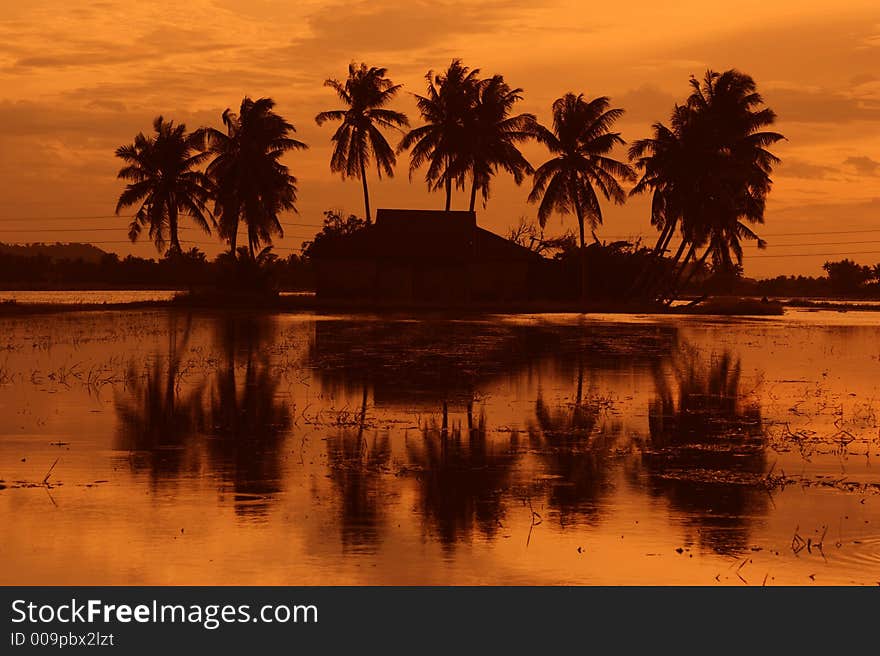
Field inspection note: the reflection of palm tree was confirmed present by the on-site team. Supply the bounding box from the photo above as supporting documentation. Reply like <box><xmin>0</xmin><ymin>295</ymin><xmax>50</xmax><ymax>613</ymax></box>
<box><xmin>406</xmin><ymin>406</ymin><xmax>516</xmax><ymax>548</ymax></box>
<box><xmin>325</xmin><ymin>386</ymin><xmax>393</xmax><ymax>552</ymax></box>
<box><xmin>529</xmin><ymin>93</ymin><xmax>635</xmax><ymax>300</ymax></box>
<box><xmin>207</xmin><ymin>315</ymin><xmax>291</xmax><ymax>517</ymax></box>
<box><xmin>205</xmin><ymin>97</ymin><xmax>308</xmax><ymax>258</ymax></box>
<box><xmin>528</xmin><ymin>361</ymin><xmax>617</xmax><ymax>526</ymax></box>
<box><xmin>115</xmin><ymin>313</ymin><xmax>205</xmax><ymax>483</ymax></box>
<box><xmin>641</xmin><ymin>346</ymin><xmax>766</xmax><ymax>555</ymax></box>
<box><xmin>316</xmin><ymin>63</ymin><xmax>409</xmax><ymax>223</ymax></box>
<box><xmin>115</xmin><ymin>314</ymin><xmax>292</xmax><ymax>516</ymax></box>
<box><xmin>114</xmin><ymin>117</ymin><xmax>212</xmax><ymax>254</ymax></box>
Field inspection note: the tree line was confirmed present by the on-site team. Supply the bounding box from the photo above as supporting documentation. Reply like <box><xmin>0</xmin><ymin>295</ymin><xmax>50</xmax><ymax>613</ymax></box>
<box><xmin>115</xmin><ymin>60</ymin><xmax>783</xmax><ymax>302</ymax></box>
<box><xmin>3</xmin><ymin>245</ymin><xmax>878</xmax><ymax>301</ymax></box>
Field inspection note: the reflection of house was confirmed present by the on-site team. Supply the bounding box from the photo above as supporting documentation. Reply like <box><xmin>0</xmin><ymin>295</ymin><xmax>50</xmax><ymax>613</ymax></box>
<box><xmin>311</xmin><ymin>209</ymin><xmax>554</xmax><ymax>303</ymax></box>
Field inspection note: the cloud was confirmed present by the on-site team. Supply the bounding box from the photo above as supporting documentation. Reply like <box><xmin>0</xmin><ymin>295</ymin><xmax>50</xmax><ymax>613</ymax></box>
<box><xmin>614</xmin><ymin>84</ymin><xmax>679</xmax><ymax>122</ymax></box>
<box><xmin>777</xmin><ymin>158</ymin><xmax>838</xmax><ymax>180</ymax></box>
<box><xmin>283</xmin><ymin>0</ymin><xmax>534</xmax><ymax>60</ymax></box>
<box><xmin>12</xmin><ymin>29</ymin><xmax>238</xmax><ymax>70</ymax></box>
<box><xmin>763</xmin><ymin>86</ymin><xmax>880</xmax><ymax>124</ymax></box>
<box><xmin>850</xmin><ymin>72</ymin><xmax>878</xmax><ymax>86</ymax></box>
<box><xmin>843</xmin><ymin>155</ymin><xmax>880</xmax><ymax>176</ymax></box>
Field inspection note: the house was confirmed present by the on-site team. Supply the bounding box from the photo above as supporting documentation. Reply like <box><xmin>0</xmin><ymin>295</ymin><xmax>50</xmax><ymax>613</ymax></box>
<box><xmin>311</xmin><ymin>209</ymin><xmax>557</xmax><ymax>304</ymax></box>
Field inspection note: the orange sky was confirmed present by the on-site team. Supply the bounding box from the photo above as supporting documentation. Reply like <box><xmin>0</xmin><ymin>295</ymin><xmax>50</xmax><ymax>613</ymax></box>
<box><xmin>0</xmin><ymin>0</ymin><xmax>878</xmax><ymax>277</ymax></box>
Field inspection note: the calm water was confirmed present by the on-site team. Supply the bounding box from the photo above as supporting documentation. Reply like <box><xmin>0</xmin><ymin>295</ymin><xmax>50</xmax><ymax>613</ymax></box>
<box><xmin>0</xmin><ymin>290</ymin><xmax>180</xmax><ymax>305</ymax></box>
<box><xmin>1</xmin><ymin>308</ymin><xmax>878</xmax><ymax>585</ymax></box>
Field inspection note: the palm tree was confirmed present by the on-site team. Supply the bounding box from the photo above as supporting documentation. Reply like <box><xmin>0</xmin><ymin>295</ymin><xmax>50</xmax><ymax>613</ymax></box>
<box><xmin>630</xmin><ymin>70</ymin><xmax>783</xmax><ymax>301</ymax></box>
<box><xmin>627</xmin><ymin>111</ymin><xmax>692</xmax><ymax>297</ymax></box>
<box><xmin>205</xmin><ymin>97</ymin><xmax>307</xmax><ymax>259</ymax></box>
<box><xmin>529</xmin><ymin>93</ymin><xmax>634</xmax><ymax>300</ymax></box>
<box><xmin>399</xmin><ymin>59</ymin><xmax>481</xmax><ymax>211</ymax></box>
<box><xmin>316</xmin><ymin>63</ymin><xmax>409</xmax><ymax>223</ymax></box>
<box><xmin>115</xmin><ymin>116</ymin><xmax>212</xmax><ymax>254</ymax></box>
<box><xmin>465</xmin><ymin>75</ymin><xmax>537</xmax><ymax>211</ymax></box>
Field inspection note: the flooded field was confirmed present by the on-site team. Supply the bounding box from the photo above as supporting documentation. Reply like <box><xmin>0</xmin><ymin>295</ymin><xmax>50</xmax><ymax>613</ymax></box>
<box><xmin>0</xmin><ymin>309</ymin><xmax>878</xmax><ymax>585</ymax></box>
<box><xmin>0</xmin><ymin>290</ymin><xmax>180</xmax><ymax>305</ymax></box>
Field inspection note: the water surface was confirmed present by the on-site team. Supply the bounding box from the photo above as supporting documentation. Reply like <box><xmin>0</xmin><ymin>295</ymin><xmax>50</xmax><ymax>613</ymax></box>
<box><xmin>1</xmin><ymin>309</ymin><xmax>878</xmax><ymax>584</ymax></box>
<box><xmin>0</xmin><ymin>290</ymin><xmax>180</xmax><ymax>305</ymax></box>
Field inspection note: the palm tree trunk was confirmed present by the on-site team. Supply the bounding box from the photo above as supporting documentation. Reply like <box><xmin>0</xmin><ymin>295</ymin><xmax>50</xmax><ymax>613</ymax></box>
<box><xmin>228</xmin><ymin>220</ymin><xmax>238</xmax><ymax>256</ymax></box>
<box><xmin>574</xmin><ymin>201</ymin><xmax>587</xmax><ymax>305</ymax></box>
<box><xmin>662</xmin><ymin>241</ymin><xmax>697</xmax><ymax>303</ymax></box>
<box><xmin>168</xmin><ymin>201</ymin><xmax>181</xmax><ymax>254</ymax></box>
<box><xmin>468</xmin><ymin>174</ymin><xmax>478</xmax><ymax>213</ymax></box>
<box><xmin>247</xmin><ymin>224</ymin><xmax>256</xmax><ymax>261</ymax></box>
<box><xmin>445</xmin><ymin>176</ymin><xmax>452</xmax><ymax>212</ymax></box>
<box><xmin>357</xmin><ymin>385</ymin><xmax>368</xmax><ymax>443</ymax></box>
<box><xmin>653</xmin><ymin>222</ymin><xmax>673</xmax><ymax>256</ymax></box>
<box><xmin>646</xmin><ymin>236</ymin><xmax>688</xmax><ymax>301</ymax></box>
<box><xmin>626</xmin><ymin>221</ymin><xmax>675</xmax><ymax>300</ymax></box>
<box><xmin>675</xmin><ymin>245</ymin><xmax>713</xmax><ymax>302</ymax></box>
<box><xmin>360</xmin><ymin>160</ymin><xmax>372</xmax><ymax>224</ymax></box>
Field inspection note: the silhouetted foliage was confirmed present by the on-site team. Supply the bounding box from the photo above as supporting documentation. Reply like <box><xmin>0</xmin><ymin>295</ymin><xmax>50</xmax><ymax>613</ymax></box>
<box><xmin>506</xmin><ymin>217</ymin><xmax>577</xmax><ymax>258</ymax></box>
<box><xmin>300</xmin><ymin>209</ymin><xmax>368</xmax><ymax>259</ymax></box>
<box><xmin>0</xmin><ymin>244</ymin><xmax>312</xmax><ymax>291</ymax></box>
<box><xmin>822</xmin><ymin>258</ymin><xmax>875</xmax><ymax>295</ymax></box>
<box><xmin>462</xmin><ymin>75</ymin><xmax>537</xmax><ymax>211</ymax></box>
<box><xmin>115</xmin><ymin>116</ymin><xmax>212</xmax><ymax>254</ymax></box>
<box><xmin>399</xmin><ymin>59</ymin><xmax>482</xmax><ymax>210</ymax></box>
<box><xmin>529</xmin><ymin>93</ymin><xmax>635</xmax><ymax>300</ymax></box>
<box><xmin>629</xmin><ymin>70</ymin><xmax>784</xmax><ymax>302</ymax></box>
<box><xmin>316</xmin><ymin>63</ymin><xmax>409</xmax><ymax>223</ymax></box>
<box><xmin>205</xmin><ymin>97</ymin><xmax>307</xmax><ymax>259</ymax></box>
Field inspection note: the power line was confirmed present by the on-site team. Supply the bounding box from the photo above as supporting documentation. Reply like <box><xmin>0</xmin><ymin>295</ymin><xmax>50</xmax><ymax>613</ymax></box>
<box><xmin>0</xmin><ymin>238</ymin><xmax>305</xmax><ymax>250</ymax></box>
<box><xmin>0</xmin><ymin>213</ymin><xmax>878</xmax><ymax>238</ymax></box>
<box><xmin>747</xmin><ymin>240</ymin><xmax>880</xmax><ymax>248</ymax></box>
<box><xmin>600</xmin><ymin>228</ymin><xmax>880</xmax><ymax>240</ymax></box>
<box><xmin>0</xmin><ymin>214</ymin><xmax>323</xmax><ymax>229</ymax></box>
<box><xmin>750</xmin><ymin>250</ymin><xmax>880</xmax><ymax>258</ymax></box>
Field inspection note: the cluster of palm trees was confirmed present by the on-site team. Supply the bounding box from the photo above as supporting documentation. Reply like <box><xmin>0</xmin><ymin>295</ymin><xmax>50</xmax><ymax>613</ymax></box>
<box><xmin>629</xmin><ymin>70</ymin><xmax>784</xmax><ymax>302</ymax></box>
<box><xmin>115</xmin><ymin>60</ymin><xmax>782</xmax><ymax>302</ymax></box>
<box><xmin>116</xmin><ymin>98</ymin><xmax>305</xmax><ymax>261</ymax></box>
<box><xmin>316</xmin><ymin>60</ymin><xmax>633</xmax><ymax>263</ymax></box>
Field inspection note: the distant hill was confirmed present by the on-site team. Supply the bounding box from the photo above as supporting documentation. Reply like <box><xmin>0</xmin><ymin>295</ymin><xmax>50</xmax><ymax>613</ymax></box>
<box><xmin>0</xmin><ymin>242</ymin><xmax>109</xmax><ymax>263</ymax></box>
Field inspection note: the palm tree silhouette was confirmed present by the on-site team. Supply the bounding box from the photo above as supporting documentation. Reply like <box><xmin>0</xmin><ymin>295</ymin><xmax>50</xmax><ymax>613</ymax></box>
<box><xmin>114</xmin><ymin>116</ymin><xmax>212</xmax><ymax>254</ymax></box>
<box><xmin>205</xmin><ymin>97</ymin><xmax>307</xmax><ymax>259</ymax></box>
<box><xmin>529</xmin><ymin>93</ymin><xmax>634</xmax><ymax>300</ymax></box>
<box><xmin>630</xmin><ymin>70</ymin><xmax>783</xmax><ymax>301</ymax></box>
<box><xmin>316</xmin><ymin>63</ymin><xmax>409</xmax><ymax>224</ymax></box>
<box><xmin>464</xmin><ymin>75</ymin><xmax>537</xmax><ymax>211</ymax></box>
<box><xmin>399</xmin><ymin>59</ymin><xmax>481</xmax><ymax>211</ymax></box>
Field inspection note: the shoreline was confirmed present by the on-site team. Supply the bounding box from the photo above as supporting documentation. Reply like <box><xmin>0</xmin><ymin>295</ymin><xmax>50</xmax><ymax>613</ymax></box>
<box><xmin>0</xmin><ymin>294</ymin><xmax>805</xmax><ymax>317</ymax></box>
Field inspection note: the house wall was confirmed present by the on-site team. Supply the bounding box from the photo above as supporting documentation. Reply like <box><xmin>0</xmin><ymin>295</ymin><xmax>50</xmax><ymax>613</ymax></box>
<box><xmin>315</xmin><ymin>258</ymin><xmax>376</xmax><ymax>298</ymax></box>
<box><xmin>316</xmin><ymin>256</ymin><xmax>544</xmax><ymax>303</ymax></box>
<box><xmin>469</xmin><ymin>258</ymin><xmax>531</xmax><ymax>301</ymax></box>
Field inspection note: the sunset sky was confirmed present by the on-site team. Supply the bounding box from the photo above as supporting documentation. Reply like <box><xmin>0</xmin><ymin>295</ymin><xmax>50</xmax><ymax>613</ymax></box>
<box><xmin>1</xmin><ymin>0</ymin><xmax>878</xmax><ymax>277</ymax></box>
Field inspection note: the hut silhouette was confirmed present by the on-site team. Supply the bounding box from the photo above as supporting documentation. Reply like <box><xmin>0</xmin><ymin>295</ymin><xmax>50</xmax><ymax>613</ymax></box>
<box><xmin>310</xmin><ymin>209</ymin><xmax>555</xmax><ymax>304</ymax></box>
